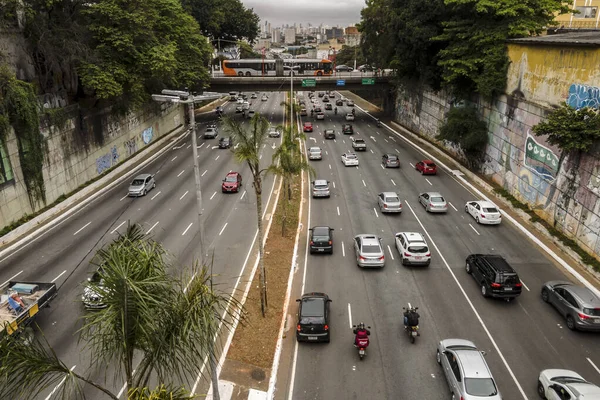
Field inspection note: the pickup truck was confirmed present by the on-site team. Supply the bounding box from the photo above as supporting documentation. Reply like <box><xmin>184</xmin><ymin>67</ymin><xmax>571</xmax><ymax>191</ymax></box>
<box><xmin>352</xmin><ymin>138</ymin><xmax>367</xmax><ymax>151</ymax></box>
<box><xmin>1</xmin><ymin>281</ymin><xmax>58</xmax><ymax>338</ymax></box>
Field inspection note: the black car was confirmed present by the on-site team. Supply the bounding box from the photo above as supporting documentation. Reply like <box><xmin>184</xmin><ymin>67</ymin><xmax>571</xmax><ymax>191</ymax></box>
<box><xmin>335</xmin><ymin>65</ymin><xmax>353</xmax><ymax>72</ymax></box>
<box><xmin>465</xmin><ymin>254</ymin><xmax>522</xmax><ymax>301</ymax></box>
<box><xmin>358</xmin><ymin>64</ymin><xmax>374</xmax><ymax>72</ymax></box>
<box><xmin>324</xmin><ymin>129</ymin><xmax>336</xmax><ymax>140</ymax></box>
<box><xmin>325</xmin><ymin>103</ymin><xmax>332</xmax><ymax>110</ymax></box>
<box><xmin>342</xmin><ymin>124</ymin><xmax>354</xmax><ymax>135</ymax></box>
<box><xmin>310</xmin><ymin>226</ymin><xmax>334</xmax><ymax>254</ymax></box>
<box><xmin>335</xmin><ymin>99</ymin><xmax>344</xmax><ymax>106</ymax></box>
<box><xmin>322</xmin><ymin>96</ymin><xmax>329</xmax><ymax>103</ymax></box>
<box><xmin>296</xmin><ymin>292</ymin><xmax>331</xmax><ymax>342</ymax></box>
<box><xmin>219</xmin><ymin>137</ymin><xmax>233</xmax><ymax>149</ymax></box>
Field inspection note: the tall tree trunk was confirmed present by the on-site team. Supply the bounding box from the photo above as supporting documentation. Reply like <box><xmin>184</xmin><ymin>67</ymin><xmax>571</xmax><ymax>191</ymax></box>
<box><xmin>255</xmin><ymin>176</ymin><xmax>268</xmax><ymax>316</ymax></box>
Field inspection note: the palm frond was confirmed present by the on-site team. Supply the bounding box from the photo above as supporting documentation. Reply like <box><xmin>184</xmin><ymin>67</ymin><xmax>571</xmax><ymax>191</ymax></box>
<box><xmin>128</xmin><ymin>385</ymin><xmax>196</xmax><ymax>400</ymax></box>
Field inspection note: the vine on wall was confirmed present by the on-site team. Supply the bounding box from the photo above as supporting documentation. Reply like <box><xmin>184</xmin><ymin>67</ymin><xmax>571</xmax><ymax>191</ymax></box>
<box><xmin>0</xmin><ymin>65</ymin><xmax>46</xmax><ymax>206</ymax></box>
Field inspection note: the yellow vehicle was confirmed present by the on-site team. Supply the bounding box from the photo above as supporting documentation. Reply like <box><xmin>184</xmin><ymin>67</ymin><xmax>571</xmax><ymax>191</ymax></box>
<box><xmin>1</xmin><ymin>281</ymin><xmax>58</xmax><ymax>337</ymax></box>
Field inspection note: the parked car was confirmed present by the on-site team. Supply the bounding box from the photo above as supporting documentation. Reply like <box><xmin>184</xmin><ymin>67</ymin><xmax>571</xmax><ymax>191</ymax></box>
<box><xmin>354</xmin><ymin>234</ymin><xmax>385</xmax><ymax>268</ymax></box>
<box><xmin>218</xmin><ymin>136</ymin><xmax>233</xmax><ymax>149</ymax></box>
<box><xmin>395</xmin><ymin>232</ymin><xmax>431</xmax><ymax>266</ymax></box>
<box><xmin>465</xmin><ymin>254</ymin><xmax>522</xmax><ymax>301</ymax></box>
<box><xmin>128</xmin><ymin>174</ymin><xmax>155</xmax><ymax>197</ymax></box>
<box><xmin>541</xmin><ymin>281</ymin><xmax>600</xmax><ymax>331</ymax></box>
<box><xmin>335</xmin><ymin>64</ymin><xmax>353</xmax><ymax>72</ymax></box>
<box><xmin>204</xmin><ymin>127</ymin><xmax>218</xmax><ymax>139</ymax></box>
<box><xmin>296</xmin><ymin>292</ymin><xmax>331</xmax><ymax>342</ymax></box>
<box><xmin>345</xmin><ymin>113</ymin><xmax>355</xmax><ymax>121</ymax></box>
<box><xmin>308</xmin><ymin>147</ymin><xmax>322</xmax><ymax>160</ymax></box>
<box><xmin>312</xmin><ymin>179</ymin><xmax>330</xmax><ymax>198</ymax></box>
<box><xmin>341</xmin><ymin>152</ymin><xmax>359</xmax><ymax>167</ymax></box>
<box><xmin>436</xmin><ymin>339</ymin><xmax>502</xmax><ymax>400</ymax></box>
<box><xmin>309</xmin><ymin>226</ymin><xmax>334</xmax><ymax>254</ymax></box>
<box><xmin>324</xmin><ymin>129</ymin><xmax>336</xmax><ymax>140</ymax></box>
<box><xmin>303</xmin><ymin>122</ymin><xmax>313</xmax><ymax>132</ymax></box>
<box><xmin>415</xmin><ymin>159</ymin><xmax>437</xmax><ymax>175</ymax></box>
<box><xmin>351</xmin><ymin>137</ymin><xmax>366</xmax><ymax>151</ymax></box>
<box><xmin>465</xmin><ymin>201</ymin><xmax>502</xmax><ymax>225</ymax></box>
<box><xmin>342</xmin><ymin>124</ymin><xmax>354</xmax><ymax>135</ymax></box>
<box><xmin>222</xmin><ymin>172</ymin><xmax>242</xmax><ymax>193</ymax></box>
<box><xmin>418</xmin><ymin>192</ymin><xmax>448</xmax><ymax>213</ymax></box>
<box><xmin>538</xmin><ymin>369</ymin><xmax>600</xmax><ymax>399</ymax></box>
<box><xmin>382</xmin><ymin>154</ymin><xmax>400</xmax><ymax>168</ymax></box>
<box><xmin>377</xmin><ymin>192</ymin><xmax>402</xmax><ymax>213</ymax></box>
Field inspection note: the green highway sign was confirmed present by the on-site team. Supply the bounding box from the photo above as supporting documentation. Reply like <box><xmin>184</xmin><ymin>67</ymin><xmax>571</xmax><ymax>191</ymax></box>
<box><xmin>302</xmin><ymin>79</ymin><xmax>316</xmax><ymax>87</ymax></box>
<box><xmin>362</xmin><ymin>78</ymin><xmax>375</xmax><ymax>85</ymax></box>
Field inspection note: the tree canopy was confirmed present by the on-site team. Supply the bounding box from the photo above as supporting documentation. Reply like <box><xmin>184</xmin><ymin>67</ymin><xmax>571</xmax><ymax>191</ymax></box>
<box><xmin>334</xmin><ymin>46</ymin><xmax>367</xmax><ymax>68</ymax></box>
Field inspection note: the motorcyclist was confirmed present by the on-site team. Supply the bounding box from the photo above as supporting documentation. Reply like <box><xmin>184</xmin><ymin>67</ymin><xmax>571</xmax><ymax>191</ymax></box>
<box><xmin>334</xmin><ymin>107</ymin><xmax>338</xmax><ymax>115</ymax></box>
<box><xmin>351</xmin><ymin>108</ymin><xmax>355</xmax><ymax>116</ymax></box>
<box><xmin>403</xmin><ymin>307</ymin><xmax>420</xmax><ymax>329</ymax></box>
<box><xmin>376</xmin><ymin>119</ymin><xmax>382</xmax><ymax>127</ymax></box>
<box><xmin>310</xmin><ymin>109</ymin><xmax>314</xmax><ymax>117</ymax></box>
<box><xmin>353</xmin><ymin>322</ymin><xmax>370</xmax><ymax>347</ymax></box>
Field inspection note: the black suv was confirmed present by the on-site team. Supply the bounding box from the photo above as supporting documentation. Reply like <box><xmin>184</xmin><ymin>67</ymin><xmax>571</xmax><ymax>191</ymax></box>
<box><xmin>324</xmin><ymin>129</ymin><xmax>336</xmax><ymax>140</ymax></box>
<box><xmin>296</xmin><ymin>292</ymin><xmax>331</xmax><ymax>342</ymax></box>
<box><xmin>309</xmin><ymin>226</ymin><xmax>334</xmax><ymax>254</ymax></box>
<box><xmin>342</xmin><ymin>124</ymin><xmax>354</xmax><ymax>135</ymax></box>
<box><xmin>465</xmin><ymin>254</ymin><xmax>522</xmax><ymax>301</ymax></box>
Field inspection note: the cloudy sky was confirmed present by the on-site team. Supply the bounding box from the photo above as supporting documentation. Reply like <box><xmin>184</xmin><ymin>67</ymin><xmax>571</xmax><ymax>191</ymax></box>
<box><xmin>241</xmin><ymin>0</ymin><xmax>365</xmax><ymax>28</ymax></box>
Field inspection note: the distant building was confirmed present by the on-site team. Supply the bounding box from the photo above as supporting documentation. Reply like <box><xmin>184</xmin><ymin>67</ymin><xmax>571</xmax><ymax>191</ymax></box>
<box><xmin>553</xmin><ymin>1</ymin><xmax>600</xmax><ymax>28</ymax></box>
<box><xmin>326</xmin><ymin>27</ymin><xmax>344</xmax><ymax>40</ymax></box>
<box><xmin>345</xmin><ymin>26</ymin><xmax>361</xmax><ymax>47</ymax></box>
<box><xmin>272</xmin><ymin>28</ymin><xmax>281</xmax><ymax>43</ymax></box>
<box><xmin>285</xmin><ymin>28</ymin><xmax>296</xmax><ymax>44</ymax></box>
<box><xmin>255</xmin><ymin>38</ymin><xmax>271</xmax><ymax>51</ymax></box>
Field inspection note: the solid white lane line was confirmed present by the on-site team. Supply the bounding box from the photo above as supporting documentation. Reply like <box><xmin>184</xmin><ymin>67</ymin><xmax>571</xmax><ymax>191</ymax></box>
<box><xmin>333</xmin><ymin>181</ymin><xmax>336</xmax><ymax>188</ymax></box>
<box><xmin>425</xmin><ymin>178</ymin><xmax>432</xmax><ymax>186</ymax></box>
<box><xmin>219</xmin><ymin>223</ymin><xmax>228</xmax><ymax>236</ymax></box>
<box><xmin>391</xmin><ymin>179</ymin><xmax>396</xmax><ymax>186</ymax></box>
<box><xmin>215</xmin><ymin>155</ymin><xmax>220</xmax><ymax>161</ymax></box>
<box><xmin>387</xmin><ymin>245</ymin><xmax>395</xmax><ymax>260</ymax></box>
<box><xmin>260</xmin><ymin>154</ymin><xmax>263</xmax><ymax>160</ymax></box>
<box><xmin>171</xmin><ymin>156</ymin><xmax>177</xmax><ymax>161</ymax></box>
<box><xmin>404</xmin><ymin>200</ymin><xmax>528</xmax><ymax>399</ymax></box>
<box><xmin>182</xmin><ymin>223</ymin><xmax>193</xmax><ymax>236</ymax></box>
<box><xmin>348</xmin><ymin>303</ymin><xmax>353</xmax><ymax>329</ymax></box>
<box><xmin>362</xmin><ymin>179</ymin><xmax>366</xmax><ymax>187</ymax></box>
<box><xmin>409</xmin><ymin>163</ymin><xmax>415</xmax><ymax>168</ymax></box>
<box><xmin>201</xmin><ymin>170</ymin><xmax>208</xmax><ymax>177</ymax></box>
<box><xmin>370</xmin><ymin>149</ymin><xmax>374</xmax><ymax>154</ymax></box>
<box><xmin>110</xmin><ymin>221</ymin><xmax>126</xmax><ymax>234</ymax></box>
<box><xmin>73</xmin><ymin>222</ymin><xmax>91</xmax><ymax>236</ymax></box>
<box><xmin>1</xmin><ymin>270</ymin><xmax>23</xmax><ymax>287</ymax></box>
<box><xmin>380</xmin><ymin>164</ymin><xmax>384</xmax><ymax>169</ymax></box>
<box><xmin>374</xmin><ymin>208</ymin><xmax>379</xmax><ymax>218</ymax></box>
<box><xmin>241</xmin><ymin>190</ymin><xmax>247</xmax><ymax>200</ymax></box>
<box><xmin>469</xmin><ymin>224</ymin><xmax>481</xmax><ymax>235</ymax></box>
<box><xmin>151</xmin><ymin>191</ymin><xmax>161</xmax><ymax>200</ymax></box>
<box><xmin>449</xmin><ymin>202</ymin><xmax>458</xmax><ymax>212</ymax></box>
<box><xmin>395</xmin><ymin>148</ymin><xmax>399</xmax><ymax>153</ymax></box>
<box><xmin>146</xmin><ymin>221</ymin><xmax>159</xmax><ymax>235</ymax></box>
<box><xmin>520</xmin><ymin>280</ymin><xmax>530</xmax><ymax>291</ymax></box>
<box><xmin>51</xmin><ymin>270</ymin><xmax>67</xmax><ymax>283</ymax></box>
<box><xmin>119</xmin><ymin>194</ymin><xmax>128</xmax><ymax>201</ymax></box>
<box><xmin>177</xmin><ymin>170</ymin><xmax>185</xmax><ymax>177</ymax></box>
<box><xmin>587</xmin><ymin>358</ymin><xmax>600</xmax><ymax>376</ymax></box>
<box><xmin>342</xmin><ymin>241</ymin><xmax>346</xmax><ymax>257</ymax></box>
<box><xmin>179</xmin><ymin>191</ymin><xmax>189</xmax><ymax>200</ymax></box>
<box><xmin>337</xmin><ymin>206</ymin><xmax>340</xmax><ymax>216</ymax></box>
<box><xmin>210</xmin><ymin>191</ymin><xmax>216</xmax><ymax>200</ymax></box>
<box><xmin>45</xmin><ymin>365</ymin><xmax>77</xmax><ymax>400</ymax></box>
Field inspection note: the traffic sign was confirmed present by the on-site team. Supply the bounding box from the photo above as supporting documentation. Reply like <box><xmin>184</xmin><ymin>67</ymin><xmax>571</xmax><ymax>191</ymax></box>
<box><xmin>362</xmin><ymin>78</ymin><xmax>375</xmax><ymax>85</ymax></box>
<box><xmin>302</xmin><ymin>79</ymin><xmax>316</xmax><ymax>87</ymax></box>
<box><xmin>336</xmin><ymin>80</ymin><xmax>345</xmax><ymax>86</ymax></box>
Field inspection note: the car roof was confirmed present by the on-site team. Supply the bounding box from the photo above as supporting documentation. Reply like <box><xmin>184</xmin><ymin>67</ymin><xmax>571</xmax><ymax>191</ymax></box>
<box><xmin>226</xmin><ymin>171</ymin><xmax>239</xmax><ymax>177</ymax></box>
<box><xmin>473</xmin><ymin>200</ymin><xmax>498</xmax><ymax>208</ymax></box>
<box><xmin>567</xmin><ymin>285</ymin><xmax>600</xmax><ymax>306</ymax></box>
<box><xmin>473</xmin><ymin>254</ymin><xmax>515</xmax><ymax>273</ymax></box>
<box><xmin>423</xmin><ymin>159</ymin><xmax>435</xmax><ymax>163</ymax></box>
<box><xmin>309</xmin><ymin>147</ymin><xmax>321</xmax><ymax>151</ymax></box>
<box><xmin>133</xmin><ymin>174</ymin><xmax>152</xmax><ymax>180</ymax></box>
<box><xmin>312</xmin><ymin>226</ymin><xmax>331</xmax><ymax>235</ymax></box>
<box><xmin>324</xmin><ymin>129</ymin><xmax>334</xmax><ymax>132</ymax></box>
<box><xmin>423</xmin><ymin>191</ymin><xmax>443</xmax><ymax>197</ymax></box>
<box><xmin>398</xmin><ymin>232</ymin><xmax>426</xmax><ymax>243</ymax></box>
<box><xmin>301</xmin><ymin>292</ymin><xmax>329</xmax><ymax>299</ymax></box>
<box><xmin>381</xmin><ymin>191</ymin><xmax>399</xmax><ymax>197</ymax></box>
<box><xmin>455</xmin><ymin>350</ymin><xmax>492</xmax><ymax>379</ymax></box>
<box><xmin>304</xmin><ymin>122</ymin><xmax>312</xmax><ymax>125</ymax></box>
<box><xmin>356</xmin><ymin>234</ymin><xmax>381</xmax><ymax>246</ymax></box>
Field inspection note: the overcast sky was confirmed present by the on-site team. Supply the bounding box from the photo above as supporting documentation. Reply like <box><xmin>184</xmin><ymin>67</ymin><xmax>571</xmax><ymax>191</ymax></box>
<box><xmin>241</xmin><ymin>0</ymin><xmax>365</xmax><ymax>28</ymax></box>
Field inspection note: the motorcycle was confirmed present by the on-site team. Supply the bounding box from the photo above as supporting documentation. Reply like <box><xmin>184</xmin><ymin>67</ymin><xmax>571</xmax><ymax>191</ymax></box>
<box><xmin>376</xmin><ymin>120</ymin><xmax>382</xmax><ymax>128</ymax></box>
<box><xmin>334</xmin><ymin>108</ymin><xmax>338</xmax><ymax>115</ymax></box>
<box><xmin>353</xmin><ymin>324</ymin><xmax>371</xmax><ymax>360</ymax></box>
<box><xmin>403</xmin><ymin>306</ymin><xmax>420</xmax><ymax>344</ymax></box>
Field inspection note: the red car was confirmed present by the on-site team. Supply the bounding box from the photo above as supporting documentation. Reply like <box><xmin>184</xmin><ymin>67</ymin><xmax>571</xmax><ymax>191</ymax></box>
<box><xmin>303</xmin><ymin>122</ymin><xmax>313</xmax><ymax>132</ymax></box>
<box><xmin>222</xmin><ymin>172</ymin><xmax>242</xmax><ymax>192</ymax></box>
<box><xmin>415</xmin><ymin>160</ymin><xmax>437</xmax><ymax>175</ymax></box>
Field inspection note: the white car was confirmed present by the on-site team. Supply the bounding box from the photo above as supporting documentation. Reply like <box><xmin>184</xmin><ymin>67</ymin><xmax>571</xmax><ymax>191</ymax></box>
<box><xmin>316</xmin><ymin>112</ymin><xmax>325</xmax><ymax>120</ymax></box>
<box><xmin>242</xmin><ymin>101</ymin><xmax>250</xmax><ymax>110</ymax></box>
<box><xmin>237</xmin><ymin>98</ymin><xmax>244</xmax><ymax>104</ymax></box>
<box><xmin>346</xmin><ymin>113</ymin><xmax>355</xmax><ymax>121</ymax></box>
<box><xmin>395</xmin><ymin>232</ymin><xmax>430</xmax><ymax>266</ymax></box>
<box><xmin>465</xmin><ymin>201</ymin><xmax>501</xmax><ymax>224</ymax></box>
<box><xmin>538</xmin><ymin>369</ymin><xmax>600</xmax><ymax>399</ymax></box>
<box><xmin>308</xmin><ymin>147</ymin><xmax>322</xmax><ymax>160</ymax></box>
<box><xmin>341</xmin><ymin>152</ymin><xmax>359</xmax><ymax>166</ymax></box>
<box><xmin>268</xmin><ymin>129</ymin><xmax>280</xmax><ymax>138</ymax></box>
<box><xmin>261</xmin><ymin>95</ymin><xmax>268</xmax><ymax>101</ymax></box>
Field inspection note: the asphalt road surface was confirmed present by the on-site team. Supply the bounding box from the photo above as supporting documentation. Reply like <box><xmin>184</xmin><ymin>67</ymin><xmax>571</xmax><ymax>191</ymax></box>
<box><xmin>279</xmin><ymin>91</ymin><xmax>600</xmax><ymax>400</ymax></box>
<box><xmin>0</xmin><ymin>92</ymin><xmax>286</xmax><ymax>399</ymax></box>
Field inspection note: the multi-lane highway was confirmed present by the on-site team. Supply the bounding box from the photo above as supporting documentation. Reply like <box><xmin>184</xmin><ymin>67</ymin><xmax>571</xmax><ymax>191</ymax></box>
<box><xmin>0</xmin><ymin>92</ymin><xmax>287</xmax><ymax>399</ymax></box>
<box><xmin>279</xmin><ymin>91</ymin><xmax>600</xmax><ymax>399</ymax></box>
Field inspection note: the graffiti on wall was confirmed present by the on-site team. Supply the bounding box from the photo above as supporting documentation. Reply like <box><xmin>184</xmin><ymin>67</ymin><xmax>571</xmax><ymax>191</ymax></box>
<box><xmin>124</xmin><ymin>137</ymin><xmax>138</xmax><ymax>156</ymax></box>
<box><xmin>523</xmin><ymin>132</ymin><xmax>559</xmax><ymax>182</ymax></box>
<box><xmin>567</xmin><ymin>84</ymin><xmax>600</xmax><ymax>110</ymax></box>
<box><xmin>96</xmin><ymin>146</ymin><xmax>119</xmax><ymax>174</ymax></box>
<box><xmin>142</xmin><ymin>127</ymin><xmax>154</xmax><ymax>144</ymax></box>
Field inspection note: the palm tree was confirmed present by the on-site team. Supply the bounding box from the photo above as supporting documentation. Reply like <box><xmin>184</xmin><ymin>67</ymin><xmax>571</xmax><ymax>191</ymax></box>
<box><xmin>0</xmin><ymin>223</ymin><xmax>240</xmax><ymax>400</ymax></box>
<box><xmin>221</xmin><ymin>113</ymin><xmax>271</xmax><ymax>317</ymax></box>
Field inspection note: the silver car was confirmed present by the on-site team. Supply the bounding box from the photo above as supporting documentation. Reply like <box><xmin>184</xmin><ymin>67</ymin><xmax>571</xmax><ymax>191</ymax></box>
<box><xmin>418</xmin><ymin>192</ymin><xmax>448</xmax><ymax>213</ymax></box>
<box><xmin>204</xmin><ymin>127</ymin><xmax>218</xmax><ymax>139</ymax></box>
<box><xmin>377</xmin><ymin>192</ymin><xmax>402</xmax><ymax>213</ymax></box>
<box><xmin>436</xmin><ymin>339</ymin><xmax>502</xmax><ymax>400</ymax></box>
<box><xmin>538</xmin><ymin>369</ymin><xmax>600</xmax><ymax>399</ymax></box>
<box><xmin>128</xmin><ymin>174</ymin><xmax>155</xmax><ymax>197</ymax></box>
<box><xmin>308</xmin><ymin>147</ymin><xmax>322</xmax><ymax>160</ymax></box>
<box><xmin>312</xmin><ymin>180</ymin><xmax>330</xmax><ymax>198</ymax></box>
<box><xmin>541</xmin><ymin>281</ymin><xmax>600</xmax><ymax>331</ymax></box>
<box><xmin>354</xmin><ymin>234</ymin><xmax>385</xmax><ymax>268</ymax></box>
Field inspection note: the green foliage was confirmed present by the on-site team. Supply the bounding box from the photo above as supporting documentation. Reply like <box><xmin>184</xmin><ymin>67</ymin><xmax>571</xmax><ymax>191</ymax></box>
<box><xmin>181</xmin><ymin>0</ymin><xmax>260</xmax><ymax>43</ymax></box>
<box><xmin>238</xmin><ymin>41</ymin><xmax>262</xmax><ymax>59</ymax></box>
<box><xmin>0</xmin><ymin>65</ymin><xmax>46</xmax><ymax>206</ymax></box>
<box><xmin>334</xmin><ymin>46</ymin><xmax>367</xmax><ymax>68</ymax></box>
<box><xmin>532</xmin><ymin>104</ymin><xmax>600</xmax><ymax>154</ymax></box>
<box><xmin>437</xmin><ymin>106</ymin><xmax>488</xmax><ymax>168</ymax></box>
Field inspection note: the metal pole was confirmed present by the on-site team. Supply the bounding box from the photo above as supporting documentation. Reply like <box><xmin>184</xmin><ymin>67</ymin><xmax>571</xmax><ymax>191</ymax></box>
<box><xmin>290</xmin><ymin>63</ymin><xmax>293</xmax><ymax>131</ymax></box>
<box><xmin>188</xmin><ymin>100</ymin><xmax>205</xmax><ymax>263</ymax></box>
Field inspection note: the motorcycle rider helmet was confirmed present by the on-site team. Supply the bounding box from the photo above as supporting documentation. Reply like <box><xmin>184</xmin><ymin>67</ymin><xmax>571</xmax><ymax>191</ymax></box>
<box><xmin>358</xmin><ymin>322</ymin><xmax>365</xmax><ymax>330</ymax></box>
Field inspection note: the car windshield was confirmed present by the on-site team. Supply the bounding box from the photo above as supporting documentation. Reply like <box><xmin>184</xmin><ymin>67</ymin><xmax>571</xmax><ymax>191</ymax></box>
<box><xmin>483</xmin><ymin>207</ymin><xmax>499</xmax><ymax>213</ymax></box>
<box><xmin>387</xmin><ymin>156</ymin><xmax>398</xmax><ymax>161</ymax></box>
<box><xmin>310</xmin><ymin>148</ymin><xmax>320</xmax><ymax>152</ymax></box>
<box><xmin>325</xmin><ymin>130</ymin><xmax>333</xmax><ymax>134</ymax></box>
<box><xmin>346</xmin><ymin>154</ymin><xmax>357</xmax><ymax>159</ymax></box>
<box><xmin>225</xmin><ymin>176</ymin><xmax>237</xmax><ymax>182</ymax></box>
<box><xmin>385</xmin><ymin>196</ymin><xmax>399</xmax><ymax>203</ymax></box>
<box><xmin>431</xmin><ymin>196</ymin><xmax>445</xmax><ymax>203</ymax></box>
<box><xmin>408</xmin><ymin>245</ymin><xmax>428</xmax><ymax>254</ymax></box>
<box><xmin>425</xmin><ymin>162</ymin><xmax>436</xmax><ymax>167</ymax></box>
<box><xmin>362</xmin><ymin>245</ymin><xmax>381</xmax><ymax>254</ymax></box>
<box><xmin>131</xmin><ymin>179</ymin><xmax>144</xmax><ymax>186</ymax></box>
<box><xmin>313</xmin><ymin>235</ymin><xmax>330</xmax><ymax>241</ymax></box>
<box><xmin>464</xmin><ymin>378</ymin><xmax>498</xmax><ymax>396</ymax></box>
<box><xmin>355</xmin><ymin>140</ymin><xmax>365</xmax><ymax>144</ymax></box>
<box><xmin>301</xmin><ymin>298</ymin><xmax>325</xmax><ymax>317</ymax></box>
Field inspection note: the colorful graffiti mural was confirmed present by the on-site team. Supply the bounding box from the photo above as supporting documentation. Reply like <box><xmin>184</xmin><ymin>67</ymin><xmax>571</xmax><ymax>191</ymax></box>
<box><xmin>124</xmin><ymin>137</ymin><xmax>138</xmax><ymax>156</ymax></box>
<box><xmin>96</xmin><ymin>146</ymin><xmax>119</xmax><ymax>174</ymax></box>
<box><xmin>567</xmin><ymin>84</ymin><xmax>600</xmax><ymax>110</ymax></box>
<box><xmin>524</xmin><ymin>132</ymin><xmax>559</xmax><ymax>182</ymax></box>
<box><xmin>142</xmin><ymin>127</ymin><xmax>154</xmax><ymax>144</ymax></box>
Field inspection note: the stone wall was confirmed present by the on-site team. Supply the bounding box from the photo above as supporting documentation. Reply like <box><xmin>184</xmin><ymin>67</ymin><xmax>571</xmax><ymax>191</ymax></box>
<box><xmin>0</xmin><ymin>103</ymin><xmax>184</xmax><ymax>228</ymax></box>
<box><xmin>394</xmin><ymin>42</ymin><xmax>600</xmax><ymax>259</ymax></box>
